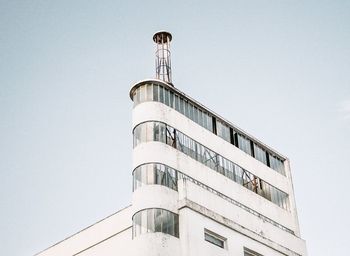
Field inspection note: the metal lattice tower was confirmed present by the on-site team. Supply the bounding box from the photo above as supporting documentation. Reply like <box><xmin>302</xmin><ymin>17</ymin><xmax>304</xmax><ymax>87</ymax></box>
<box><xmin>153</xmin><ymin>31</ymin><xmax>173</xmax><ymax>85</ymax></box>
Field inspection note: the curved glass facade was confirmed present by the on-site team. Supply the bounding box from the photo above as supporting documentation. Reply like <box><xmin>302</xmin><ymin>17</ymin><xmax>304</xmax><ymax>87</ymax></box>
<box><xmin>132</xmin><ymin>208</ymin><xmax>179</xmax><ymax>238</ymax></box>
<box><xmin>131</xmin><ymin>82</ymin><xmax>285</xmax><ymax>175</ymax></box>
<box><xmin>133</xmin><ymin>163</ymin><xmax>177</xmax><ymax>191</ymax></box>
<box><xmin>133</xmin><ymin>121</ymin><xmax>290</xmax><ymax>211</ymax></box>
<box><xmin>132</xmin><ymin>162</ymin><xmax>294</xmax><ymax>234</ymax></box>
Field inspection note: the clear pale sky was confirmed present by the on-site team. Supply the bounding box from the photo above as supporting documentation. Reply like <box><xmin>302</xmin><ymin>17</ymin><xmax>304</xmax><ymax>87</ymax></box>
<box><xmin>1</xmin><ymin>1</ymin><xmax>349</xmax><ymax>255</ymax></box>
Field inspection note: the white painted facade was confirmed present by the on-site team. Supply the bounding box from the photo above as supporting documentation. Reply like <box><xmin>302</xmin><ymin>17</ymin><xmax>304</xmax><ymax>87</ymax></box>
<box><xmin>37</xmin><ymin>78</ymin><xmax>307</xmax><ymax>256</ymax></box>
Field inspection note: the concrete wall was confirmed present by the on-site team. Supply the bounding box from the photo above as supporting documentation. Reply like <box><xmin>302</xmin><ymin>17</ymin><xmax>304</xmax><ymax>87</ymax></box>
<box><xmin>180</xmin><ymin>207</ymin><xmax>289</xmax><ymax>256</ymax></box>
<box><xmin>178</xmin><ymin>179</ymin><xmax>307</xmax><ymax>256</ymax></box>
<box><xmin>36</xmin><ymin>206</ymin><xmax>132</xmax><ymax>256</ymax></box>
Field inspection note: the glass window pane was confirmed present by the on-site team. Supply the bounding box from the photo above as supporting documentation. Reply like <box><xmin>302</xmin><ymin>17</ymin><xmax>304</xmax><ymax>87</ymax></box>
<box><xmin>217</xmin><ymin>120</ymin><xmax>230</xmax><ymax>142</ymax></box>
<box><xmin>179</xmin><ymin>98</ymin><xmax>184</xmax><ymax>114</ymax></box>
<box><xmin>140</xmin><ymin>165</ymin><xmax>147</xmax><ymax>185</ymax></box>
<box><xmin>203</xmin><ymin>113</ymin><xmax>208</xmax><ymax>129</ymax></box>
<box><xmin>133</xmin><ymin>167</ymin><xmax>141</xmax><ymax>191</ymax></box>
<box><xmin>254</xmin><ymin>143</ymin><xmax>267</xmax><ymax>164</ymax></box>
<box><xmin>244</xmin><ymin>248</ymin><xmax>263</xmax><ymax>256</ymax></box>
<box><xmin>154</xmin><ymin>122</ymin><xmax>160</xmax><ymax>141</ymax></box>
<box><xmin>184</xmin><ymin>101</ymin><xmax>189</xmax><ymax>117</ymax></box>
<box><xmin>133</xmin><ymin>209</ymin><xmax>179</xmax><ymax>238</ymax></box>
<box><xmin>169</xmin><ymin>91</ymin><xmax>174</xmax><ymax>107</ymax></box>
<box><xmin>146</xmin><ymin>122</ymin><xmax>153</xmax><ymax>141</ymax></box>
<box><xmin>160</xmin><ymin>122</ymin><xmax>166</xmax><ymax>143</ymax></box>
<box><xmin>147</xmin><ymin>208</ymin><xmax>155</xmax><ymax>232</ymax></box>
<box><xmin>164</xmin><ymin>88</ymin><xmax>169</xmax><ymax>106</ymax></box>
<box><xmin>139</xmin><ymin>85</ymin><xmax>145</xmax><ymax>103</ymax></box>
<box><xmin>208</xmin><ymin>115</ymin><xmax>213</xmax><ymax>131</ymax></box>
<box><xmin>269</xmin><ymin>154</ymin><xmax>285</xmax><ymax>175</ymax></box>
<box><xmin>141</xmin><ymin>210</ymin><xmax>147</xmax><ymax>234</ymax></box>
<box><xmin>153</xmin><ymin>84</ymin><xmax>159</xmax><ymax>101</ymax></box>
<box><xmin>238</xmin><ymin>134</ymin><xmax>252</xmax><ymax>155</ymax></box>
<box><xmin>155</xmin><ymin>209</ymin><xmax>162</xmax><ymax>232</ymax></box>
<box><xmin>205</xmin><ymin>232</ymin><xmax>225</xmax><ymax>248</ymax></box>
<box><xmin>189</xmin><ymin>103</ymin><xmax>193</xmax><ymax>120</ymax></box>
<box><xmin>147</xmin><ymin>164</ymin><xmax>155</xmax><ymax>184</ymax></box>
<box><xmin>159</xmin><ymin>86</ymin><xmax>164</xmax><ymax>103</ymax></box>
<box><xmin>133</xmin><ymin>126</ymin><xmax>138</xmax><ymax>147</ymax></box>
<box><xmin>146</xmin><ymin>84</ymin><xmax>152</xmax><ymax>101</ymax></box>
<box><xmin>167</xmin><ymin>211</ymin><xmax>174</xmax><ymax>235</ymax></box>
<box><xmin>162</xmin><ymin>210</ymin><xmax>169</xmax><ymax>234</ymax></box>
<box><xmin>198</xmin><ymin>109</ymin><xmax>203</xmax><ymax>126</ymax></box>
<box><xmin>193</xmin><ymin>107</ymin><xmax>198</xmax><ymax>123</ymax></box>
<box><xmin>175</xmin><ymin>95</ymin><xmax>180</xmax><ymax>111</ymax></box>
<box><xmin>134</xmin><ymin>88</ymin><xmax>140</xmax><ymax>106</ymax></box>
<box><xmin>174</xmin><ymin>213</ymin><xmax>179</xmax><ymax>237</ymax></box>
<box><xmin>133</xmin><ymin>212</ymin><xmax>141</xmax><ymax>237</ymax></box>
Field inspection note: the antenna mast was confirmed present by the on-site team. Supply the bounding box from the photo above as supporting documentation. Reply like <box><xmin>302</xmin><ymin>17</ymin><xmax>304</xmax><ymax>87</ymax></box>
<box><xmin>153</xmin><ymin>31</ymin><xmax>173</xmax><ymax>85</ymax></box>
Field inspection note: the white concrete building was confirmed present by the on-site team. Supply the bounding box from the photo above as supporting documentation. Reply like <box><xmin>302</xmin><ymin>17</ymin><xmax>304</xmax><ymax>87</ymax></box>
<box><xmin>36</xmin><ymin>32</ymin><xmax>307</xmax><ymax>256</ymax></box>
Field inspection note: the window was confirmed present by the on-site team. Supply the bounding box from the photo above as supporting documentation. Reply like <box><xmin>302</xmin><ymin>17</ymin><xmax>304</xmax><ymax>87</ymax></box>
<box><xmin>133</xmin><ymin>87</ymin><xmax>139</xmax><ymax>106</ymax></box>
<box><xmin>146</xmin><ymin>83</ymin><xmax>153</xmax><ymax>101</ymax></box>
<box><xmin>188</xmin><ymin>103</ymin><xmax>194</xmax><ymax>119</ymax></box>
<box><xmin>133</xmin><ymin>163</ymin><xmax>178</xmax><ymax>191</ymax></box>
<box><xmin>175</xmin><ymin>95</ymin><xmax>180</xmax><ymax>111</ymax></box>
<box><xmin>132</xmin><ymin>208</ymin><xmax>179</xmax><ymax>238</ymax></box>
<box><xmin>206</xmin><ymin>113</ymin><xmax>213</xmax><ymax>131</ymax></box>
<box><xmin>159</xmin><ymin>86</ymin><xmax>164</xmax><ymax>103</ymax></box>
<box><xmin>169</xmin><ymin>91</ymin><xmax>174</xmax><ymax>108</ymax></box>
<box><xmin>237</xmin><ymin>134</ymin><xmax>252</xmax><ymax>155</ymax></box>
<box><xmin>269</xmin><ymin>154</ymin><xmax>285</xmax><ymax>175</ymax></box>
<box><xmin>244</xmin><ymin>247</ymin><xmax>263</xmax><ymax>256</ymax></box>
<box><xmin>253</xmin><ymin>143</ymin><xmax>267</xmax><ymax>165</ymax></box>
<box><xmin>139</xmin><ymin>84</ymin><xmax>145</xmax><ymax>103</ymax></box>
<box><xmin>164</xmin><ymin>88</ymin><xmax>169</xmax><ymax>106</ymax></box>
<box><xmin>204</xmin><ymin>229</ymin><xmax>226</xmax><ymax>249</ymax></box>
<box><xmin>184</xmin><ymin>100</ymin><xmax>189</xmax><ymax>118</ymax></box>
<box><xmin>132</xmin><ymin>82</ymin><xmax>286</xmax><ymax>176</ymax></box>
<box><xmin>179</xmin><ymin>97</ymin><xmax>184</xmax><ymax>114</ymax></box>
<box><xmin>193</xmin><ymin>106</ymin><xmax>198</xmax><ymax>123</ymax></box>
<box><xmin>216</xmin><ymin>120</ymin><xmax>230</xmax><ymax>142</ymax></box>
<box><xmin>133</xmin><ymin>122</ymin><xmax>167</xmax><ymax>147</ymax></box>
<box><xmin>198</xmin><ymin>109</ymin><xmax>203</xmax><ymax>127</ymax></box>
<box><xmin>153</xmin><ymin>84</ymin><xmax>159</xmax><ymax>102</ymax></box>
<box><xmin>132</xmin><ymin>121</ymin><xmax>290</xmax><ymax>210</ymax></box>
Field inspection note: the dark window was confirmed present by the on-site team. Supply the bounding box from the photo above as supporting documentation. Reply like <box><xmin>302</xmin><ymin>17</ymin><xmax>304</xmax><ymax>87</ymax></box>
<box><xmin>159</xmin><ymin>86</ymin><xmax>164</xmax><ymax>103</ymax></box>
<box><xmin>204</xmin><ymin>229</ymin><xmax>226</xmax><ymax>249</ymax></box>
<box><xmin>212</xmin><ymin>116</ymin><xmax>217</xmax><ymax>134</ymax></box>
<box><xmin>244</xmin><ymin>247</ymin><xmax>263</xmax><ymax>256</ymax></box>
<box><xmin>250</xmin><ymin>140</ymin><xmax>255</xmax><ymax>158</ymax></box>
<box><xmin>164</xmin><ymin>88</ymin><xmax>169</xmax><ymax>106</ymax></box>
<box><xmin>153</xmin><ymin>84</ymin><xmax>159</xmax><ymax>101</ymax></box>
<box><xmin>169</xmin><ymin>91</ymin><xmax>174</xmax><ymax>107</ymax></box>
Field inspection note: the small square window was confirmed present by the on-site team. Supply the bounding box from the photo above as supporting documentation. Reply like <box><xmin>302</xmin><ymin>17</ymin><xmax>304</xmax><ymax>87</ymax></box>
<box><xmin>204</xmin><ymin>229</ymin><xmax>226</xmax><ymax>249</ymax></box>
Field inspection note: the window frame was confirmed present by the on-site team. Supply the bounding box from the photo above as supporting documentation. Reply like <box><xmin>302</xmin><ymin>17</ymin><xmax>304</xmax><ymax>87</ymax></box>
<box><xmin>244</xmin><ymin>247</ymin><xmax>263</xmax><ymax>256</ymax></box>
<box><xmin>204</xmin><ymin>229</ymin><xmax>227</xmax><ymax>249</ymax></box>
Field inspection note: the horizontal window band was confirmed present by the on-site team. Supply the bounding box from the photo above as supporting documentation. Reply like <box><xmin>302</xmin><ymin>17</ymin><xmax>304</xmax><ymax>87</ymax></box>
<box><xmin>130</xmin><ymin>81</ymin><xmax>286</xmax><ymax>176</ymax></box>
<box><xmin>133</xmin><ymin>121</ymin><xmax>290</xmax><ymax>211</ymax></box>
<box><xmin>132</xmin><ymin>162</ymin><xmax>294</xmax><ymax>235</ymax></box>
